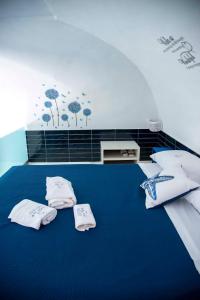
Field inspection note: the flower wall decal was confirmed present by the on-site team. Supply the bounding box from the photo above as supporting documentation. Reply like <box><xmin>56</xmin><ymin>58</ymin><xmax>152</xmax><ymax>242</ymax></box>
<box><xmin>45</xmin><ymin>89</ymin><xmax>60</xmax><ymax>126</ymax></box>
<box><xmin>42</xmin><ymin>113</ymin><xmax>51</xmax><ymax>126</ymax></box>
<box><xmin>68</xmin><ymin>101</ymin><xmax>81</xmax><ymax>127</ymax></box>
<box><xmin>45</xmin><ymin>89</ymin><xmax>59</xmax><ymax>99</ymax></box>
<box><xmin>61</xmin><ymin>114</ymin><xmax>70</xmax><ymax>127</ymax></box>
<box><xmin>83</xmin><ymin>108</ymin><xmax>92</xmax><ymax>126</ymax></box>
<box><xmin>33</xmin><ymin>86</ymin><xmax>92</xmax><ymax>129</ymax></box>
<box><xmin>44</xmin><ymin>101</ymin><xmax>55</xmax><ymax>127</ymax></box>
<box><xmin>44</xmin><ymin>101</ymin><xmax>52</xmax><ymax>108</ymax></box>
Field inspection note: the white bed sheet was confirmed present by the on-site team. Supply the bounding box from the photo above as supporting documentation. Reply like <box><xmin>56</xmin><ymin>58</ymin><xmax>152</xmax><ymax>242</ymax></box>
<box><xmin>139</xmin><ymin>162</ymin><xmax>200</xmax><ymax>274</ymax></box>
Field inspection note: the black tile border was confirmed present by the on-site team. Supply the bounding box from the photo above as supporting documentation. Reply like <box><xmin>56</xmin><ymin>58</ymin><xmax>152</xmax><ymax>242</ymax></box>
<box><xmin>26</xmin><ymin>129</ymin><xmax>160</xmax><ymax>162</ymax></box>
<box><xmin>158</xmin><ymin>131</ymin><xmax>200</xmax><ymax>158</ymax></box>
<box><xmin>26</xmin><ymin>129</ymin><xmax>200</xmax><ymax>162</ymax></box>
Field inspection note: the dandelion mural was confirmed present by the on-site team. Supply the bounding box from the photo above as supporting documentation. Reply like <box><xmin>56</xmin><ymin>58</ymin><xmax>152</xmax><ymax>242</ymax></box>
<box><xmin>44</xmin><ymin>101</ymin><xmax>55</xmax><ymax>127</ymax></box>
<box><xmin>61</xmin><ymin>114</ymin><xmax>70</xmax><ymax>127</ymax></box>
<box><xmin>45</xmin><ymin>89</ymin><xmax>60</xmax><ymax>126</ymax></box>
<box><xmin>42</xmin><ymin>113</ymin><xmax>51</xmax><ymax>126</ymax></box>
<box><xmin>32</xmin><ymin>85</ymin><xmax>93</xmax><ymax>130</ymax></box>
<box><xmin>83</xmin><ymin>108</ymin><xmax>92</xmax><ymax>126</ymax></box>
<box><xmin>68</xmin><ymin>101</ymin><xmax>81</xmax><ymax>126</ymax></box>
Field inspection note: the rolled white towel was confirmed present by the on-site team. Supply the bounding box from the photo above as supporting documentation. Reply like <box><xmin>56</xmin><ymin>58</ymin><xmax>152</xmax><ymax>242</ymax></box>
<box><xmin>8</xmin><ymin>199</ymin><xmax>57</xmax><ymax>230</ymax></box>
<box><xmin>73</xmin><ymin>204</ymin><xmax>96</xmax><ymax>232</ymax></box>
<box><xmin>45</xmin><ymin>176</ymin><xmax>77</xmax><ymax>209</ymax></box>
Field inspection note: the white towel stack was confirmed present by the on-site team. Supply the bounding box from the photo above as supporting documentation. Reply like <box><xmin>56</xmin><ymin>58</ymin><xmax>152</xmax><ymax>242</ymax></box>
<box><xmin>45</xmin><ymin>176</ymin><xmax>77</xmax><ymax>209</ymax></box>
<box><xmin>73</xmin><ymin>204</ymin><xmax>96</xmax><ymax>231</ymax></box>
<box><xmin>8</xmin><ymin>199</ymin><xmax>57</xmax><ymax>230</ymax></box>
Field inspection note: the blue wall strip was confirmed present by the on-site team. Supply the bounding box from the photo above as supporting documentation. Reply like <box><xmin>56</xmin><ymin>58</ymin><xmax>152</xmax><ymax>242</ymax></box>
<box><xmin>0</xmin><ymin>128</ymin><xmax>28</xmax><ymax>176</ymax></box>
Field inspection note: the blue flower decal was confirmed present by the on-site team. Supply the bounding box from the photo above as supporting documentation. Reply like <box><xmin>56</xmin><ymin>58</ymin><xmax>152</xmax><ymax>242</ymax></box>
<box><xmin>44</xmin><ymin>101</ymin><xmax>54</xmax><ymax>126</ymax></box>
<box><xmin>61</xmin><ymin>114</ymin><xmax>68</xmax><ymax>121</ymax></box>
<box><xmin>68</xmin><ymin>101</ymin><xmax>81</xmax><ymax>113</ymax></box>
<box><xmin>83</xmin><ymin>108</ymin><xmax>92</xmax><ymax>126</ymax></box>
<box><xmin>44</xmin><ymin>101</ymin><xmax>52</xmax><ymax>108</ymax></box>
<box><xmin>61</xmin><ymin>114</ymin><xmax>70</xmax><ymax>127</ymax></box>
<box><xmin>68</xmin><ymin>101</ymin><xmax>81</xmax><ymax>126</ymax></box>
<box><xmin>45</xmin><ymin>89</ymin><xmax>59</xmax><ymax>100</ymax></box>
<box><xmin>45</xmin><ymin>88</ymin><xmax>60</xmax><ymax>126</ymax></box>
<box><xmin>42</xmin><ymin>113</ymin><xmax>51</xmax><ymax>125</ymax></box>
<box><xmin>83</xmin><ymin>108</ymin><xmax>91</xmax><ymax>116</ymax></box>
<box><xmin>140</xmin><ymin>175</ymin><xmax>174</xmax><ymax>200</ymax></box>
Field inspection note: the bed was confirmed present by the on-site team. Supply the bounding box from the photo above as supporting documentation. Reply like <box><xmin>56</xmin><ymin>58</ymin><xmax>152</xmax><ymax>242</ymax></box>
<box><xmin>0</xmin><ymin>164</ymin><xmax>200</xmax><ymax>300</ymax></box>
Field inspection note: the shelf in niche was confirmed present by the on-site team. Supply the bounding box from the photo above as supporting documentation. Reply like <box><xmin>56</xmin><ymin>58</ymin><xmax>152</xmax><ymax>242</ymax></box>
<box><xmin>101</xmin><ymin>141</ymin><xmax>140</xmax><ymax>164</ymax></box>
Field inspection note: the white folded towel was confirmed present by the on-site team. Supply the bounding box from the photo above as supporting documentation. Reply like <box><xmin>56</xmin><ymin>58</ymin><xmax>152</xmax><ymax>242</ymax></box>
<box><xmin>8</xmin><ymin>199</ymin><xmax>57</xmax><ymax>230</ymax></box>
<box><xmin>73</xmin><ymin>204</ymin><xmax>96</xmax><ymax>231</ymax></box>
<box><xmin>45</xmin><ymin>176</ymin><xmax>77</xmax><ymax>209</ymax></box>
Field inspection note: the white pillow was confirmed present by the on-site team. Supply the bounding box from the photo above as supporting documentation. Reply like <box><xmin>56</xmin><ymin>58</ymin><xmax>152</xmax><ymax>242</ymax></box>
<box><xmin>184</xmin><ymin>188</ymin><xmax>200</xmax><ymax>214</ymax></box>
<box><xmin>150</xmin><ymin>150</ymin><xmax>200</xmax><ymax>184</ymax></box>
<box><xmin>140</xmin><ymin>166</ymin><xmax>199</xmax><ymax>209</ymax></box>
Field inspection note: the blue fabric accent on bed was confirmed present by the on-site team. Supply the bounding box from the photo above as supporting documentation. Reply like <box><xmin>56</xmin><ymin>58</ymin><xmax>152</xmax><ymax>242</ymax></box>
<box><xmin>152</xmin><ymin>146</ymin><xmax>172</xmax><ymax>153</ymax></box>
<box><xmin>140</xmin><ymin>174</ymin><xmax>174</xmax><ymax>200</ymax></box>
<box><xmin>0</xmin><ymin>164</ymin><xmax>200</xmax><ymax>300</ymax></box>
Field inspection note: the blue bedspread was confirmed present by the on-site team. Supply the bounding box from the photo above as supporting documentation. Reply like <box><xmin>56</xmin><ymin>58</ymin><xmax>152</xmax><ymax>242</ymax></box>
<box><xmin>0</xmin><ymin>164</ymin><xmax>200</xmax><ymax>300</ymax></box>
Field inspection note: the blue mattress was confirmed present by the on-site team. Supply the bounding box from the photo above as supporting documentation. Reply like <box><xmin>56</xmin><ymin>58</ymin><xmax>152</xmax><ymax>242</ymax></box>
<box><xmin>0</xmin><ymin>164</ymin><xmax>200</xmax><ymax>300</ymax></box>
